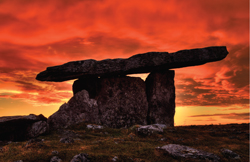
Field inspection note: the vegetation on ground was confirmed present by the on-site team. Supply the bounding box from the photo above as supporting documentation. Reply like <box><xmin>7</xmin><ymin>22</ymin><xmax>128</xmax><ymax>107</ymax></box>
<box><xmin>0</xmin><ymin>123</ymin><xmax>249</xmax><ymax>162</ymax></box>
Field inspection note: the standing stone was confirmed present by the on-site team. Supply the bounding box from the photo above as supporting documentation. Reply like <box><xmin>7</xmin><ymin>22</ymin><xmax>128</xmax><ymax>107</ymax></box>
<box><xmin>96</xmin><ymin>76</ymin><xmax>148</xmax><ymax>128</ymax></box>
<box><xmin>146</xmin><ymin>70</ymin><xmax>175</xmax><ymax>126</ymax></box>
<box><xmin>49</xmin><ymin>76</ymin><xmax>148</xmax><ymax>129</ymax></box>
<box><xmin>48</xmin><ymin>90</ymin><xmax>99</xmax><ymax>129</ymax></box>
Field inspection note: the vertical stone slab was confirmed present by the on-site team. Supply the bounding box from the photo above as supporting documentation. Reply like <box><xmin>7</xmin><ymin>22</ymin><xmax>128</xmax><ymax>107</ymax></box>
<box><xmin>146</xmin><ymin>70</ymin><xmax>175</xmax><ymax>127</ymax></box>
<box><xmin>72</xmin><ymin>76</ymin><xmax>148</xmax><ymax>128</ymax></box>
<box><xmin>96</xmin><ymin>76</ymin><xmax>148</xmax><ymax>128</ymax></box>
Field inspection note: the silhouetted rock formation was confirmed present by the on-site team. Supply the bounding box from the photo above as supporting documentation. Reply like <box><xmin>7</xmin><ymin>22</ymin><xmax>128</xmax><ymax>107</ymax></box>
<box><xmin>0</xmin><ymin>114</ymin><xmax>48</xmax><ymax>141</ymax></box>
<box><xmin>49</xmin><ymin>76</ymin><xmax>148</xmax><ymax>129</ymax></box>
<box><xmin>36</xmin><ymin>46</ymin><xmax>228</xmax><ymax>82</ymax></box>
<box><xmin>146</xmin><ymin>70</ymin><xmax>175</xmax><ymax>126</ymax></box>
<box><xmin>48</xmin><ymin>90</ymin><xmax>99</xmax><ymax>129</ymax></box>
<box><xmin>37</xmin><ymin>46</ymin><xmax>229</xmax><ymax>129</ymax></box>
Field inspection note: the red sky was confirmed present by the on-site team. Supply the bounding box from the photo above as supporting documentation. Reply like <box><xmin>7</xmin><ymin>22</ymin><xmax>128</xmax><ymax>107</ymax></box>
<box><xmin>0</xmin><ymin>0</ymin><xmax>249</xmax><ymax>126</ymax></box>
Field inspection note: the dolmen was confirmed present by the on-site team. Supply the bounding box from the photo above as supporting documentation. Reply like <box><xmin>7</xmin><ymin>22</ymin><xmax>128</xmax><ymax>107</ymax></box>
<box><xmin>37</xmin><ymin>46</ymin><xmax>228</xmax><ymax>129</ymax></box>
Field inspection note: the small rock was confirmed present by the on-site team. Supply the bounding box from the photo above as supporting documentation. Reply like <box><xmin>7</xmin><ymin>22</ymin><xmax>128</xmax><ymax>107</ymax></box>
<box><xmin>50</xmin><ymin>156</ymin><xmax>62</xmax><ymax>162</ymax></box>
<box><xmin>112</xmin><ymin>156</ymin><xmax>118</xmax><ymax>162</ymax></box>
<box><xmin>160</xmin><ymin>138</ymin><xmax>167</xmax><ymax>141</ymax></box>
<box><xmin>24</xmin><ymin>138</ymin><xmax>44</xmax><ymax>148</ymax></box>
<box><xmin>13</xmin><ymin>160</ymin><xmax>23</xmax><ymax>162</ymax></box>
<box><xmin>155</xmin><ymin>144</ymin><xmax>220</xmax><ymax>162</ymax></box>
<box><xmin>220</xmin><ymin>148</ymin><xmax>240</xmax><ymax>159</ymax></box>
<box><xmin>52</xmin><ymin>150</ymin><xmax>59</xmax><ymax>155</ymax></box>
<box><xmin>60</xmin><ymin>137</ymin><xmax>74</xmax><ymax>144</ymax></box>
<box><xmin>86</xmin><ymin>124</ymin><xmax>103</xmax><ymax>130</ymax></box>
<box><xmin>104</xmin><ymin>132</ymin><xmax>108</xmax><ymax>135</ymax></box>
<box><xmin>70</xmin><ymin>153</ymin><xmax>90</xmax><ymax>162</ymax></box>
<box><xmin>0</xmin><ymin>147</ymin><xmax>3</xmax><ymax>152</ymax></box>
<box><xmin>136</xmin><ymin>124</ymin><xmax>164</xmax><ymax>136</ymax></box>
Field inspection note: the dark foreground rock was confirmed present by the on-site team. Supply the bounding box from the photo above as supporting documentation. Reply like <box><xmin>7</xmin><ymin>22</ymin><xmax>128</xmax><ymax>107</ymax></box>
<box><xmin>155</xmin><ymin>144</ymin><xmax>220</xmax><ymax>161</ymax></box>
<box><xmin>49</xmin><ymin>76</ymin><xmax>148</xmax><ymax>129</ymax></box>
<box><xmin>0</xmin><ymin>114</ymin><xmax>48</xmax><ymax>141</ymax></box>
<box><xmin>136</xmin><ymin>124</ymin><xmax>167</xmax><ymax>136</ymax></box>
<box><xmin>146</xmin><ymin>70</ymin><xmax>175</xmax><ymax>126</ymax></box>
<box><xmin>220</xmin><ymin>148</ymin><xmax>240</xmax><ymax>160</ymax></box>
<box><xmin>36</xmin><ymin>46</ymin><xmax>228</xmax><ymax>82</ymax></box>
<box><xmin>50</xmin><ymin>156</ymin><xmax>62</xmax><ymax>162</ymax></box>
<box><xmin>70</xmin><ymin>153</ymin><xmax>90</xmax><ymax>162</ymax></box>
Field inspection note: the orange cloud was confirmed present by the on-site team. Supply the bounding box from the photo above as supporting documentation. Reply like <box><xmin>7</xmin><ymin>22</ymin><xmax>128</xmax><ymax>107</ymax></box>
<box><xmin>0</xmin><ymin>0</ymin><xmax>248</xmax><ymax>125</ymax></box>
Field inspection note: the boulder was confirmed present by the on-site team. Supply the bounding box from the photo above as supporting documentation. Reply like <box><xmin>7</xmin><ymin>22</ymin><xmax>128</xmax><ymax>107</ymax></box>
<box><xmin>0</xmin><ymin>114</ymin><xmax>48</xmax><ymax>141</ymax></box>
<box><xmin>36</xmin><ymin>46</ymin><xmax>228</xmax><ymax>82</ymax></box>
<box><xmin>155</xmin><ymin>144</ymin><xmax>220</xmax><ymax>161</ymax></box>
<box><xmin>48</xmin><ymin>90</ymin><xmax>99</xmax><ymax>129</ymax></box>
<box><xmin>28</xmin><ymin>121</ymin><xmax>49</xmax><ymax>138</ymax></box>
<box><xmin>146</xmin><ymin>70</ymin><xmax>175</xmax><ymax>126</ymax></box>
<box><xmin>220</xmin><ymin>148</ymin><xmax>240</xmax><ymax>159</ymax></box>
<box><xmin>136</xmin><ymin>124</ymin><xmax>166</xmax><ymax>136</ymax></box>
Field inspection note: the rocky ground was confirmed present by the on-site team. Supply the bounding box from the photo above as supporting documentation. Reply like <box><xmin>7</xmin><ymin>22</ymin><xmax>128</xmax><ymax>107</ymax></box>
<box><xmin>0</xmin><ymin>123</ymin><xmax>248</xmax><ymax>162</ymax></box>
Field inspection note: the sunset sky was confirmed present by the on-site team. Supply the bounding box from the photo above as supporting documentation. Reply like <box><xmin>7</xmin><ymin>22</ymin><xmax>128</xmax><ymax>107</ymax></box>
<box><xmin>0</xmin><ymin>0</ymin><xmax>249</xmax><ymax>126</ymax></box>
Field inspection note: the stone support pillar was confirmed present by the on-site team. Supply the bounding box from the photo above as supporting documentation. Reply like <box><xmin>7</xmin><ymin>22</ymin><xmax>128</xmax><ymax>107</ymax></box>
<box><xmin>146</xmin><ymin>70</ymin><xmax>175</xmax><ymax>127</ymax></box>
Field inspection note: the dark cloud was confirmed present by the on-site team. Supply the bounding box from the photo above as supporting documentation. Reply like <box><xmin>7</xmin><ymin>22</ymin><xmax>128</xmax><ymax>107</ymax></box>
<box><xmin>190</xmin><ymin>112</ymin><xmax>249</xmax><ymax>121</ymax></box>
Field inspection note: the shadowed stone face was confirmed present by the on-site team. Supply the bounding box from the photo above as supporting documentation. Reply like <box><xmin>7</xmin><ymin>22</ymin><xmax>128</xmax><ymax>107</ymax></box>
<box><xmin>36</xmin><ymin>46</ymin><xmax>228</xmax><ymax>82</ymax></box>
<box><xmin>146</xmin><ymin>70</ymin><xmax>175</xmax><ymax>126</ymax></box>
<box><xmin>49</xmin><ymin>76</ymin><xmax>148</xmax><ymax>129</ymax></box>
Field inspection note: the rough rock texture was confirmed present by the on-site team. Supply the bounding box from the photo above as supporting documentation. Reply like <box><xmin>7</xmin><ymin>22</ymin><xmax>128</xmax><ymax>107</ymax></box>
<box><xmin>49</xmin><ymin>76</ymin><xmax>148</xmax><ymax>129</ymax></box>
<box><xmin>86</xmin><ymin>124</ymin><xmax>104</xmax><ymax>129</ymax></box>
<box><xmin>70</xmin><ymin>153</ymin><xmax>90</xmax><ymax>162</ymax></box>
<box><xmin>0</xmin><ymin>114</ymin><xmax>48</xmax><ymax>141</ymax></box>
<box><xmin>96</xmin><ymin>76</ymin><xmax>148</xmax><ymax>128</ymax></box>
<box><xmin>36</xmin><ymin>46</ymin><xmax>228</xmax><ymax>82</ymax></box>
<box><xmin>28</xmin><ymin>121</ymin><xmax>49</xmax><ymax>138</ymax></box>
<box><xmin>48</xmin><ymin>90</ymin><xmax>99</xmax><ymax>129</ymax></box>
<box><xmin>146</xmin><ymin>70</ymin><xmax>175</xmax><ymax>126</ymax></box>
<box><xmin>220</xmin><ymin>148</ymin><xmax>240</xmax><ymax>159</ymax></box>
<box><xmin>136</xmin><ymin>124</ymin><xmax>166</xmax><ymax>136</ymax></box>
<box><xmin>155</xmin><ymin>144</ymin><xmax>220</xmax><ymax>161</ymax></box>
<box><xmin>50</xmin><ymin>156</ymin><xmax>62</xmax><ymax>162</ymax></box>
